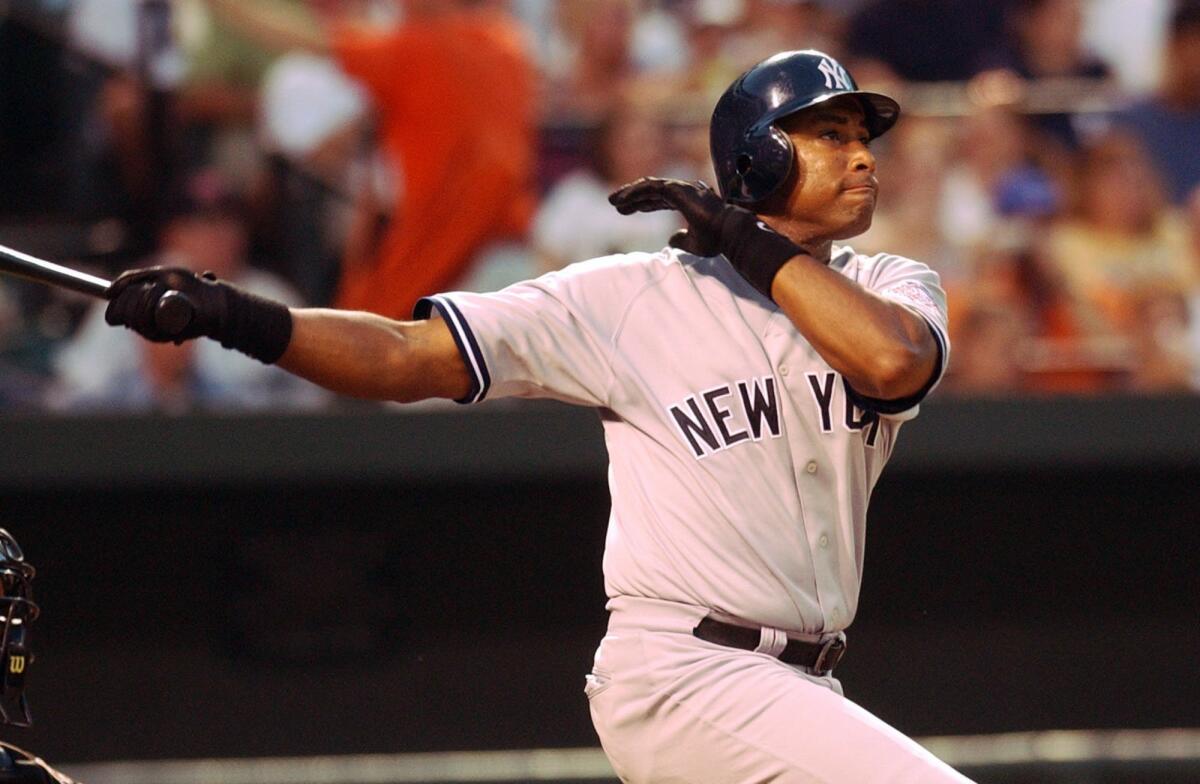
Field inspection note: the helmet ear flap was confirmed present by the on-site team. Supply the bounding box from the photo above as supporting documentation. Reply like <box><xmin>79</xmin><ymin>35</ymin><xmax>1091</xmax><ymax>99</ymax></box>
<box><xmin>725</xmin><ymin>124</ymin><xmax>794</xmax><ymax>206</ymax></box>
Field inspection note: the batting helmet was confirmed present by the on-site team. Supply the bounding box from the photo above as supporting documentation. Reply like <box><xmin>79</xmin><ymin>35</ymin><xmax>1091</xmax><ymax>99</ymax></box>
<box><xmin>710</xmin><ymin>50</ymin><xmax>901</xmax><ymax>205</ymax></box>
<box><xmin>0</xmin><ymin>530</ymin><xmax>37</xmax><ymax>728</ymax></box>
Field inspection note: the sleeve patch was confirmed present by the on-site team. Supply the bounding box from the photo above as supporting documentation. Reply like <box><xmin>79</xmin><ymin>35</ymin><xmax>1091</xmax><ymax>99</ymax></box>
<box><xmin>883</xmin><ymin>280</ymin><xmax>937</xmax><ymax>311</ymax></box>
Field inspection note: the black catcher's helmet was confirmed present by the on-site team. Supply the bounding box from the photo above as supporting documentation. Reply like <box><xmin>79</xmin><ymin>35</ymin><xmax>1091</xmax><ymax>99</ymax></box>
<box><xmin>0</xmin><ymin>530</ymin><xmax>37</xmax><ymax>728</ymax></box>
<box><xmin>710</xmin><ymin>50</ymin><xmax>901</xmax><ymax>205</ymax></box>
<box><xmin>0</xmin><ymin>533</ymin><xmax>78</xmax><ymax>783</ymax></box>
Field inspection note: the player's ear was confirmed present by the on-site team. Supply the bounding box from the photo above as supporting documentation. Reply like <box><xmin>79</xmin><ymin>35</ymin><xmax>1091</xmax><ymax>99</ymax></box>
<box><xmin>754</xmin><ymin>152</ymin><xmax>804</xmax><ymax>217</ymax></box>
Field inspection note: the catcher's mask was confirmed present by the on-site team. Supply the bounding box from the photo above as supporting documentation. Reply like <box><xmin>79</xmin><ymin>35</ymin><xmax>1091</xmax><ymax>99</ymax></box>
<box><xmin>0</xmin><ymin>530</ymin><xmax>37</xmax><ymax>727</ymax></box>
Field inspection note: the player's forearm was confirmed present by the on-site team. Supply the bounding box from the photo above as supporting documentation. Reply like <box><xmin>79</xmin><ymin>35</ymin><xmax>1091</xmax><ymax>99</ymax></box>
<box><xmin>771</xmin><ymin>258</ymin><xmax>937</xmax><ymax>400</ymax></box>
<box><xmin>277</xmin><ymin>309</ymin><xmax>471</xmax><ymax>402</ymax></box>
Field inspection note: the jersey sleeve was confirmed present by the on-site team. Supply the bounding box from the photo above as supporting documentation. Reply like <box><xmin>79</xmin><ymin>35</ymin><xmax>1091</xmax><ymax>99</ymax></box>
<box><xmin>850</xmin><ymin>253</ymin><xmax>951</xmax><ymax>419</ymax></box>
<box><xmin>413</xmin><ymin>257</ymin><xmax>642</xmax><ymax>407</ymax></box>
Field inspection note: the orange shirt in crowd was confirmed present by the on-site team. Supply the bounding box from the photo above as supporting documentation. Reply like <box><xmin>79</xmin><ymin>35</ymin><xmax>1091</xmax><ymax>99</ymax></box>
<box><xmin>332</xmin><ymin>8</ymin><xmax>537</xmax><ymax>318</ymax></box>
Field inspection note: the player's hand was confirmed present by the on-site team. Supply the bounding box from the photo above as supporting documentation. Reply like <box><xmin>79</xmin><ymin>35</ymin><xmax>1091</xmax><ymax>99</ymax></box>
<box><xmin>609</xmin><ymin>177</ymin><xmax>806</xmax><ymax>299</ymax></box>
<box><xmin>105</xmin><ymin>266</ymin><xmax>293</xmax><ymax>364</ymax></box>
<box><xmin>608</xmin><ymin>177</ymin><xmax>726</xmax><ymax>257</ymax></box>
<box><xmin>105</xmin><ymin>266</ymin><xmax>228</xmax><ymax>343</ymax></box>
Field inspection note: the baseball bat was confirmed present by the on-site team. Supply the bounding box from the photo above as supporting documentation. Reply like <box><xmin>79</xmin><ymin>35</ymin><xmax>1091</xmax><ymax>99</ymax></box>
<box><xmin>0</xmin><ymin>243</ymin><xmax>194</xmax><ymax>336</ymax></box>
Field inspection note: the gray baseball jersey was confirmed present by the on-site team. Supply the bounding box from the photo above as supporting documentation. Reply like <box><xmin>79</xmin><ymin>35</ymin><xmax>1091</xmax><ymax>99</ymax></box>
<box><xmin>415</xmin><ymin>245</ymin><xmax>948</xmax><ymax>634</ymax></box>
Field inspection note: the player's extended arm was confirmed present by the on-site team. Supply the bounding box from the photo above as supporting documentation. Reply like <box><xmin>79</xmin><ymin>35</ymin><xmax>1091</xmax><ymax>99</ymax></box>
<box><xmin>104</xmin><ymin>267</ymin><xmax>471</xmax><ymax>403</ymax></box>
<box><xmin>279</xmin><ymin>309</ymin><xmax>470</xmax><ymax>401</ymax></box>
<box><xmin>610</xmin><ymin>178</ymin><xmax>937</xmax><ymax>401</ymax></box>
<box><xmin>205</xmin><ymin>0</ymin><xmax>332</xmax><ymax>55</ymax></box>
<box><xmin>204</xmin><ymin>0</ymin><xmax>384</xmax><ymax>57</ymax></box>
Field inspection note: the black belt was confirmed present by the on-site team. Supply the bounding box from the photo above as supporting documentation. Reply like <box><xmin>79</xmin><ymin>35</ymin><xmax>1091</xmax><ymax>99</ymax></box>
<box><xmin>692</xmin><ymin>616</ymin><xmax>847</xmax><ymax>675</ymax></box>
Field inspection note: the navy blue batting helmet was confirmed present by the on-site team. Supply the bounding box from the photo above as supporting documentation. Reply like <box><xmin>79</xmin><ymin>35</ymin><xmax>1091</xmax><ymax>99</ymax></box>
<box><xmin>710</xmin><ymin>50</ymin><xmax>901</xmax><ymax>205</ymax></box>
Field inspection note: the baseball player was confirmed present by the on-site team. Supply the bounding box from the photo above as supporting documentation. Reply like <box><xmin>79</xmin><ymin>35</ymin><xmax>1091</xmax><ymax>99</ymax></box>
<box><xmin>0</xmin><ymin>529</ymin><xmax>79</xmax><ymax>783</ymax></box>
<box><xmin>104</xmin><ymin>50</ymin><xmax>967</xmax><ymax>782</ymax></box>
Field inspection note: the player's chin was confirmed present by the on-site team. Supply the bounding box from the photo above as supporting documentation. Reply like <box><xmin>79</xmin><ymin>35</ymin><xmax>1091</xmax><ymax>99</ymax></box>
<box><xmin>830</xmin><ymin>204</ymin><xmax>875</xmax><ymax>240</ymax></box>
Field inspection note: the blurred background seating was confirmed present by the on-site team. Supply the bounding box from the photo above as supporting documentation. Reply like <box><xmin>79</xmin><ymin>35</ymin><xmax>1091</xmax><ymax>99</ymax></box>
<box><xmin>4</xmin><ymin>0</ymin><xmax>1200</xmax><ymax>410</ymax></box>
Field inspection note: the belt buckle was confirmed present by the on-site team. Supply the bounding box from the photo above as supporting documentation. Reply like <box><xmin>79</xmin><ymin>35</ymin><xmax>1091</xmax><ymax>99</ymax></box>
<box><xmin>812</xmin><ymin>631</ymin><xmax>847</xmax><ymax>675</ymax></box>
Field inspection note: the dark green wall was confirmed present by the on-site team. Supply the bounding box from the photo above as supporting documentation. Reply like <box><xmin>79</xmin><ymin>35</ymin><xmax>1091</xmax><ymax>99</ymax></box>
<box><xmin>0</xmin><ymin>398</ymin><xmax>1196</xmax><ymax>761</ymax></box>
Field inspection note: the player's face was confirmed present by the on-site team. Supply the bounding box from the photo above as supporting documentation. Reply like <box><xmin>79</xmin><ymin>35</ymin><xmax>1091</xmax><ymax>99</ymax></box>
<box><xmin>766</xmin><ymin>97</ymin><xmax>878</xmax><ymax>240</ymax></box>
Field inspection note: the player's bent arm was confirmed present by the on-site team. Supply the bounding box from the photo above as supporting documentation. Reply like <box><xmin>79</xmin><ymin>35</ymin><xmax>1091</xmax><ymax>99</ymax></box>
<box><xmin>277</xmin><ymin>309</ymin><xmax>472</xmax><ymax>403</ymax></box>
<box><xmin>770</xmin><ymin>258</ymin><xmax>938</xmax><ymax>401</ymax></box>
<box><xmin>605</xmin><ymin>178</ymin><xmax>938</xmax><ymax>401</ymax></box>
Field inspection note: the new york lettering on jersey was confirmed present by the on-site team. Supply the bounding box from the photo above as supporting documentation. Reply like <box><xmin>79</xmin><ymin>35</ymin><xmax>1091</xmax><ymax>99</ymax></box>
<box><xmin>805</xmin><ymin>371</ymin><xmax>881</xmax><ymax>445</ymax></box>
<box><xmin>666</xmin><ymin>372</ymin><xmax>881</xmax><ymax>459</ymax></box>
<box><xmin>667</xmin><ymin>376</ymin><xmax>781</xmax><ymax>458</ymax></box>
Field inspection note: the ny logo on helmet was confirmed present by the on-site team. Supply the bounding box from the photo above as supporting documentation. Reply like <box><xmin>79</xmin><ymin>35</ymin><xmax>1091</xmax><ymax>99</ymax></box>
<box><xmin>817</xmin><ymin>58</ymin><xmax>851</xmax><ymax>90</ymax></box>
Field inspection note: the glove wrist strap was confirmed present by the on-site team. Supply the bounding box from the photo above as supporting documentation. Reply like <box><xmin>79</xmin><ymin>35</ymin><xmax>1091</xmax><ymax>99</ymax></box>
<box><xmin>717</xmin><ymin>210</ymin><xmax>805</xmax><ymax>299</ymax></box>
<box><xmin>216</xmin><ymin>288</ymin><xmax>293</xmax><ymax>365</ymax></box>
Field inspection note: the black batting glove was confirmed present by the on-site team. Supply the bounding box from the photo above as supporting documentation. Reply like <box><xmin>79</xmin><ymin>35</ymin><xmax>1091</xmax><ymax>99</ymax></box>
<box><xmin>105</xmin><ymin>266</ymin><xmax>293</xmax><ymax>364</ymax></box>
<box><xmin>609</xmin><ymin>177</ymin><xmax>806</xmax><ymax>299</ymax></box>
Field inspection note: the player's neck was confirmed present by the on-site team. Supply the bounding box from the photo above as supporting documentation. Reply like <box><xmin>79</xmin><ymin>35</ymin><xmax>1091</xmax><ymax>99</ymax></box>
<box><xmin>797</xmin><ymin>238</ymin><xmax>833</xmax><ymax>263</ymax></box>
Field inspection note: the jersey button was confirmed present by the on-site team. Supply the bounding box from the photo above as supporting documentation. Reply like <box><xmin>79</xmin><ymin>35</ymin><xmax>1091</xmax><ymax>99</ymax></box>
<box><xmin>819</xmin><ymin>534</ymin><xmax>829</xmax><ymax>548</ymax></box>
<box><xmin>779</xmin><ymin>365</ymin><xmax>789</xmax><ymax>376</ymax></box>
<box><xmin>805</xmin><ymin>460</ymin><xmax>818</xmax><ymax>474</ymax></box>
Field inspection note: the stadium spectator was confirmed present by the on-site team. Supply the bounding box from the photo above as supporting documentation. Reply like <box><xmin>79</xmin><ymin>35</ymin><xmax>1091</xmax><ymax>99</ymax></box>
<box><xmin>544</xmin><ymin>0</ymin><xmax>637</xmax><ymax>114</ymax></box>
<box><xmin>1045</xmin><ymin>133</ymin><xmax>1195</xmax><ymax>389</ymax></box>
<box><xmin>0</xmin><ymin>8</ymin><xmax>74</xmax><ymax>217</ymax></box>
<box><xmin>0</xmin><ymin>272</ymin><xmax>88</xmax><ymax>413</ymax></box>
<box><xmin>1126</xmin><ymin>286</ymin><xmax>1193</xmax><ymax>392</ymax></box>
<box><xmin>7</xmin><ymin>0</ymin><xmax>1200</xmax><ymax>405</ymax></box>
<box><xmin>331</xmin><ymin>0</ymin><xmax>536</xmax><ymax>319</ymax></box>
<box><xmin>737</xmin><ymin>0</ymin><xmax>839</xmax><ymax>65</ymax></box>
<box><xmin>938</xmin><ymin>133</ymin><xmax>1096</xmax><ymax>394</ymax></box>
<box><xmin>255</xmin><ymin>51</ymin><xmax>369</xmax><ymax>305</ymax></box>
<box><xmin>0</xmin><ymin>282</ymin><xmax>55</xmax><ymax>410</ymax></box>
<box><xmin>1113</xmin><ymin>1</ymin><xmax>1200</xmax><ymax>204</ymax></box>
<box><xmin>1084</xmin><ymin>0</ymin><xmax>1175</xmax><ymax>95</ymax></box>
<box><xmin>673</xmin><ymin>0</ymin><xmax>844</xmax><ymax>113</ymax></box>
<box><xmin>629</xmin><ymin>0</ymin><xmax>690</xmax><ymax>76</ymax></box>
<box><xmin>532</xmin><ymin>100</ymin><xmax>681</xmax><ymax>273</ymax></box>
<box><xmin>64</xmin><ymin>0</ymin><xmax>307</xmax><ymax>240</ymax></box>
<box><xmin>941</xmin><ymin>301</ymin><xmax>1030</xmax><ymax>395</ymax></box>
<box><xmin>973</xmin><ymin>0</ymin><xmax>1113</xmax><ymax>149</ymax></box>
<box><xmin>844</xmin><ymin>0</ymin><xmax>1006</xmax><ymax>82</ymax></box>
<box><xmin>962</xmin><ymin>225</ymin><xmax>1109</xmax><ymax>394</ymax></box>
<box><xmin>210</xmin><ymin>0</ymin><xmax>539</xmax><ymax>320</ymax></box>
<box><xmin>938</xmin><ymin>107</ymin><xmax>1042</xmax><ymax>255</ymax></box>
<box><xmin>1183</xmin><ymin>185</ymin><xmax>1200</xmax><ymax>389</ymax></box>
<box><xmin>50</xmin><ymin>170</ymin><xmax>329</xmax><ymax>412</ymax></box>
<box><xmin>682</xmin><ymin>0</ymin><xmax>749</xmax><ymax>99</ymax></box>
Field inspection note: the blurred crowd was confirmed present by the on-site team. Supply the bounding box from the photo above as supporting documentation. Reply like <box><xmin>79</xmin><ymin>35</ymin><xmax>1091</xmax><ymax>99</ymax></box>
<box><xmin>2</xmin><ymin>0</ymin><xmax>1200</xmax><ymax>412</ymax></box>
